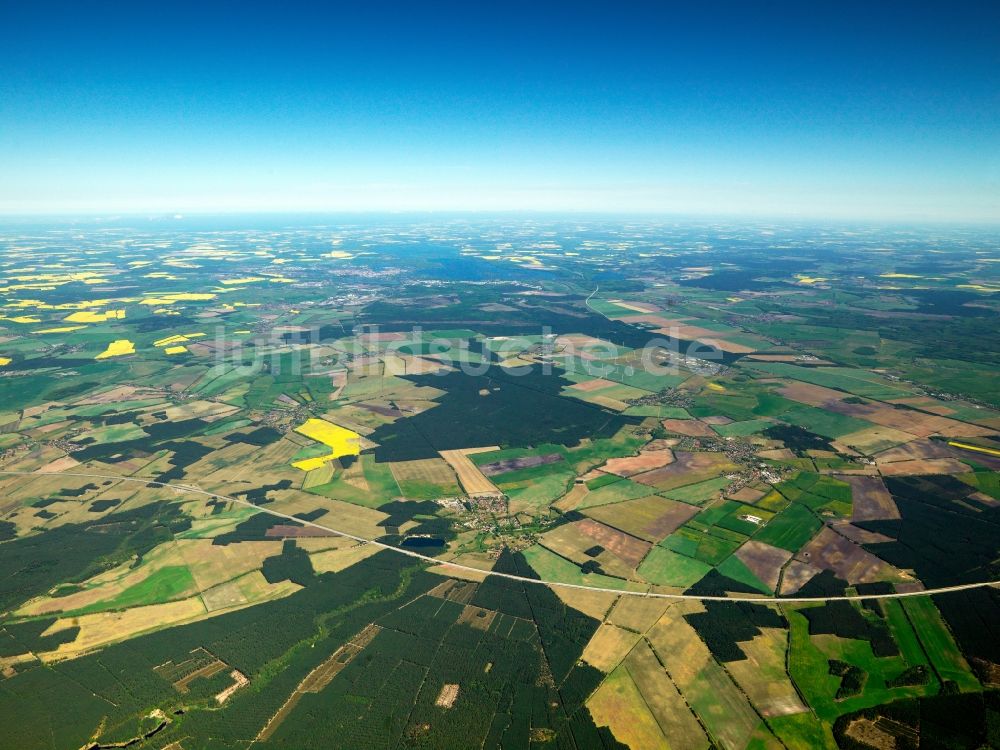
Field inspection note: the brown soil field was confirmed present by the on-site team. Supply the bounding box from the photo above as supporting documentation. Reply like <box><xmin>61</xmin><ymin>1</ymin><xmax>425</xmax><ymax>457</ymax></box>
<box><xmin>845</xmin><ymin>718</ymin><xmax>897</xmax><ymax>750</ymax></box>
<box><xmin>539</xmin><ymin>526</ymin><xmax>636</xmax><ymax>580</ymax></box>
<box><xmin>631</xmin><ymin>451</ymin><xmax>738</xmax><ymax>491</ymax></box>
<box><xmin>841</xmin><ymin>475</ymin><xmax>900</xmax><ymax>521</ymax></box>
<box><xmin>795</xmin><ymin>527</ymin><xmax>901</xmax><ymax>584</ymax></box>
<box><xmin>584</xmin><ymin>495</ymin><xmax>699</xmax><ymax>543</ymax></box>
<box><xmin>575</xmin><ymin>518</ymin><xmax>652</xmax><ymax>568</ymax></box>
<box><xmin>779</xmin><ymin>560</ymin><xmax>822</xmax><ymax>595</ymax></box>
<box><xmin>357</xmin><ymin>402</ymin><xmax>405</xmax><ymax>418</ymax></box>
<box><xmin>829</xmin><ymin>521</ymin><xmax>895</xmax><ymax>545</ymax></box>
<box><xmin>734</xmin><ymin>541</ymin><xmax>793</xmax><ymax>593</ymax></box>
<box><xmin>615</xmin><ymin>313</ymin><xmax>676</xmax><ymax>327</ymax></box>
<box><xmin>728</xmin><ymin>486</ymin><xmax>766</xmax><ymax>503</ymax></box>
<box><xmin>779</xmin><ymin>380</ymin><xmax>993</xmax><ymax>438</ymax></box>
<box><xmin>479</xmin><ymin>452</ymin><xmax>564</xmax><ymax>476</ymax></box>
<box><xmin>877</xmin><ymin>458</ymin><xmax>969</xmax><ymax>476</ymax></box>
<box><xmin>661</xmin><ymin>419</ymin><xmax>717</xmax><ymax>438</ymax></box>
<box><xmin>457</xmin><ymin>604</ymin><xmax>497</xmax><ymax>631</ymax></box>
<box><xmin>699</xmin><ymin>415</ymin><xmax>733</xmax><ymax>425</ymax></box>
<box><xmin>600</xmin><ymin>448</ymin><xmax>674</xmax><ymax>477</ymax></box>
<box><xmin>873</xmin><ymin>435</ymin><xmax>959</xmax><ymax>461</ymax></box>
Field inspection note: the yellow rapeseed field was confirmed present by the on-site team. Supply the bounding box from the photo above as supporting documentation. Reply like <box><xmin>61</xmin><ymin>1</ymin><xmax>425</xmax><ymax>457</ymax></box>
<box><xmin>292</xmin><ymin>418</ymin><xmax>361</xmax><ymax>471</ymax></box>
<box><xmin>95</xmin><ymin>339</ymin><xmax>136</xmax><ymax>359</ymax></box>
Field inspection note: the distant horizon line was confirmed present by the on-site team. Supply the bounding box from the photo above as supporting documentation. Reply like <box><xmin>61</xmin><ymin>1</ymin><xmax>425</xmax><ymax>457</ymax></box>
<box><xmin>1</xmin><ymin>208</ymin><xmax>999</xmax><ymax>229</ymax></box>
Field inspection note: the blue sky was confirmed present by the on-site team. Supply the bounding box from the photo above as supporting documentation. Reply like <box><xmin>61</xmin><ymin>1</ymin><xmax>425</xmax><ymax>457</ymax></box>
<box><xmin>1</xmin><ymin>1</ymin><xmax>998</xmax><ymax>220</ymax></box>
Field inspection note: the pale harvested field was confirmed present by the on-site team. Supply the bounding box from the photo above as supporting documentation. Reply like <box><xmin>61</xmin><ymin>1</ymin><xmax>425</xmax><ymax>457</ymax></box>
<box><xmin>836</xmin><ymin>425</ymin><xmax>919</xmax><ymax>454</ymax></box>
<box><xmin>435</xmin><ymin>683</ymin><xmax>460</xmax><ymax>708</ymax></box>
<box><xmin>607</xmin><ymin>596</ymin><xmax>671</xmax><ymax>633</ymax></box>
<box><xmin>35</xmin><ymin>455</ymin><xmax>81</xmax><ymax>473</ymax></box>
<box><xmin>39</xmin><ymin>598</ymin><xmax>209</xmax><ymax>661</ymax></box>
<box><xmin>757</xmin><ymin>448</ymin><xmax>796</xmax><ymax>461</ymax></box>
<box><xmin>582</xmin><ymin>623</ymin><xmax>641</xmax><ymax>672</ymax></box>
<box><xmin>626</xmin><ymin>638</ymin><xmax>711</xmax><ymax>750</ymax></box>
<box><xmin>601</xmin><ymin>448</ymin><xmax>674</xmax><ymax>477</ymax></box>
<box><xmin>388</xmin><ymin>457</ymin><xmax>459</xmax><ymax>485</ymax></box>
<box><xmin>608</xmin><ymin>300</ymin><xmax>662</xmax><ymax>313</ymax></box>
<box><xmin>200</xmin><ymin>571</ymin><xmax>300</xmax><ymax>612</ymax></box>
<box><xmin>588</xmin><ymin>664</ymin><xmax>670</xmax><ymax>750</ymax></box>
<box><xmin>841</xmin><ymin>475</ymin><xmax>899</xmax><ymax>521</ymax></box>
<box><xmin>439</xmin><ymin>449</ymin><xmax>502</xmax><ymax>495</ymax></box>
<box><xmin>552</xmin><ymin>482</ymin><xmax>589</xmax><ymax>512</ymax></box>
<box><xmin>725</xmin><ymin>628</ymin><xmax>807</xmax><ymax>718</ymax></box>
<box><xmin>250</xmin><ymin>488</ymin><xmax>392</xmax><ymax>538</ymax></box>
<box><xmin>616</xmin><ymin>313</ymin><xmax>676</xmax><ymax>327</ymax></box>
<box><xmin>568</xmin><ymin>378</ymin><xmax>619</xmax><ymax>392</ymax></box>
<box><xmin>550</xmin><ymin>585</ymin><xmax>617</xmax><ymax>620</ymax></box>
<box><xmin>651</xmin><ymin>320</ymin><xmax>722</xmax><ymax>339</ymax></box>
<box><xmin>695</xmin><ymin>336</ymin><xmax>757</xmax><ymax>354</ymax></box>
<box><xmin>179</xmin><ymin>538</ymin><xmax>283</xmax><ymax>590</ymax></box>
<box><xmin>646</xmin><ymin>602</ymin><xmax>761</xmax><ymax>750</ymax></box>
<box><xmin>308</xmin><ymin>543</ymin><xmax>379</xmax><ymax>574</ymax></box>
<box><xmin>78</xmin><ymin>385</ymin><xmax>163</xmax><ymax>405</ymax></box>
<box><xmin>148</xmin><ymin>400</ymin><xmax>240</xmax><ymax>424</ymax></box>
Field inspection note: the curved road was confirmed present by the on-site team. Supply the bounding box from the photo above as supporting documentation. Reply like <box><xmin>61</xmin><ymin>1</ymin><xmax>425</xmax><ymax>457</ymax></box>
<box><xmin>2</xmin><ymin>469</ymin><xmax>995</xmax><ymax>604</ymax></box>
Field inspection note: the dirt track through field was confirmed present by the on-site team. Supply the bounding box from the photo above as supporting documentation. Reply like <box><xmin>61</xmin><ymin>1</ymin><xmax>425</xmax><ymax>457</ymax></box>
<box><xmin>2</xmin><ymin>469</ymin><xmax>998</xmax><ymax>605</ymax></box>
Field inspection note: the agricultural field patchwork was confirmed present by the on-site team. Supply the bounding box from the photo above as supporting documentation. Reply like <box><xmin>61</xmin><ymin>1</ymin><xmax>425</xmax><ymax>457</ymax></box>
<box><xmin>0</xmin><ymin>218</ymin><xmax>998</xmax><ymax>748</ymax></box>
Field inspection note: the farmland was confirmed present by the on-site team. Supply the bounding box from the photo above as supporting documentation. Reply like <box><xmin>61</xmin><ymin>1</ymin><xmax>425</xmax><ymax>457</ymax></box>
<box><xmin>0</xmin><ymin>217</ymin><xmax>998</xmax><ymax>748</ymax></box>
